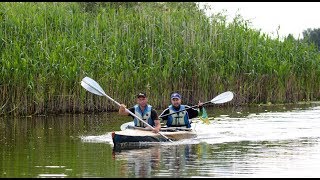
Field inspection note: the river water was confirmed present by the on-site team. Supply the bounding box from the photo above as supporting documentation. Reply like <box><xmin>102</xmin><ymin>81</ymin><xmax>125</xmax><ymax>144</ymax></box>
<box><xmin>1</xmin><ymin>102</ymin><xmax>320</xmax><ymax>178</ymax></box>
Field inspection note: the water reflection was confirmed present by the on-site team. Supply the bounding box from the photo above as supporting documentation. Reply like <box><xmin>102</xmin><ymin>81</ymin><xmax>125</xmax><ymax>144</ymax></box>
<box><xmin>113</xmin><ymin>145</ymin><xmax>161</xmax><ymax>178</ymax></box>
<box><xmin>1</xmin><ymin>102</ymin><xmax>320</xmax><ymax>177</ymax></box>
<box><xmin>108</xmin><ymin>104</ymin><xmax>320</xmax><ymax>177</ymax></box>
<box><xmin>113</xmin><ymin>144</ymin><xmax>195</xmax><ymax>178</ymax></box>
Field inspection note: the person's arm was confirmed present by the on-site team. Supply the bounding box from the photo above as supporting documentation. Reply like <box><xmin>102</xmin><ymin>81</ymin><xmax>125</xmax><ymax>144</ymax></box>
<box><xmin>186</xmin><ymin>101</ymin><xmax>204</xmax><ymax>119</ymax></box>
<box><xmin>118</xmin><ymin>104</ymin><xmax>129</xmax><ymax>115</ymax></box>
<box><xmin>198</xmin><ymin>101</ymin><xmax>204</xmax><ymax>115</ymax></box>
<box><xmin>158</xmin><ymin>108</ymin><xmax>170</xmax><ymax>120</ymax></box>
<box><xmin>119</xmin><ymin>104</ymin><xmax>134</xmax><ymax>117</ymax></box>
<box><xmin>186</xmin><ymin>106</ymin><xmax>200</xmax><ymax>119</ymax></box>
<box><xmin>153</xmin><ymin>119</ymin><xmax>161</xmax><ymax>133</ymax></box>
<box><xmin>151</xmin><ymin>109</ymin><xmax>161</xmax><ymax>133</ymax></box>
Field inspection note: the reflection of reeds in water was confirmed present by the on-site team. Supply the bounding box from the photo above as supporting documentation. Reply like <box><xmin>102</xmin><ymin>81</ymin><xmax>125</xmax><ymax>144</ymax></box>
<box><xmin>1</xmin><ymin>2</ymin><xmax>320</xmax><ymax>116</ymax></box>
<box><xmin>114</xmin><ymin>144</ymin><xmax>190</xmax><ymax>177</ymax></box>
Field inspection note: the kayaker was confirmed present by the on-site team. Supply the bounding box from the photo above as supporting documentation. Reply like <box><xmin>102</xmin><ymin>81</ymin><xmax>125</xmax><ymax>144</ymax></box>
<box><xmin>119</xmin><ymin>92</ymin><xmax>161</xmax><ymax>133</ymax></box>
<box><xmin>159</xmin><ymin>92</ymin><xmax>203</xmax><ymax>128</ymax></box>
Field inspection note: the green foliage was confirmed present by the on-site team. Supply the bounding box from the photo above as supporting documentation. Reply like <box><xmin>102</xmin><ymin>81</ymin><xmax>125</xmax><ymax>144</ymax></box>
<box><xmin>78</xmin><ymin>2</ymin><xmax>139</xmax><ymax>13</ymax></box>
<box><xmin>0</xmin><ymin>2</ymin><xmax>320</xmax><ymax>116</ymax></box>
<box><xmin>302</xmin><ymin>28</ymin><xmax>320</xmax><ymax>51</ymax></box>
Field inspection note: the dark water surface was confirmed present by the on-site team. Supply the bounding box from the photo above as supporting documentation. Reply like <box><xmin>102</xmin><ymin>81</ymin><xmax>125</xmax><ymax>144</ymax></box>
<box><xmin>1</xmin><ymin>102</ymin><xmax>320</xmax><ymax>178</ymax></box>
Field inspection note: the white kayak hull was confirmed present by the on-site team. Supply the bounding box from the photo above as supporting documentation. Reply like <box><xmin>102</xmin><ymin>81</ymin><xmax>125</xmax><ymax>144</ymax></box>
<box><xmin>112</xmin><ymin>122</ymin><xmax>196</xmax><ymax>150</ymax></box>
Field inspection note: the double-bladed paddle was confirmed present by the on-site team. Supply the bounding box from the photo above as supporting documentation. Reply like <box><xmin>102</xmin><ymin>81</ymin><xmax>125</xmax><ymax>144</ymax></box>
<box><xmin>159</xmin><ymin>91</ymin><xmax>234</xmax><ymax>118</ymax></box>
<box><xmin>80</xmin><ymin>76</ymin><xmax>173</xmax><ymax>142</ymax></box>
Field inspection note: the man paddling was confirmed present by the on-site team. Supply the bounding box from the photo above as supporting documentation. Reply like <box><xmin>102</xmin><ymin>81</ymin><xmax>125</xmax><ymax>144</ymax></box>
<box><xmin>119</xmin><ymin>92</ymin><xmax>161</xmax><ymax>133</ymax></box>
<box><xmin>159</xmin><ymin>92</ymin><xmax>203</xmax><ymax>128</ymax></box>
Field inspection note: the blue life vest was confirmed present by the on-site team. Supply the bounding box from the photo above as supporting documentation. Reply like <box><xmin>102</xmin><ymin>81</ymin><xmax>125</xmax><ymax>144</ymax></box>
<box><xmin>167</xmin><ymin>105</ymin><xmax>190</xmax><ymax>128</ymax></box>
<box><xmin>133</xmin><ymin>104</ymin><xmax>154</xmax><ymax>127</ymax></box>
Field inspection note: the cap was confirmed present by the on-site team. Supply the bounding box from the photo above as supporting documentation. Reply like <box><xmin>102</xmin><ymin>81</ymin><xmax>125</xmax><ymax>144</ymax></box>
<box><xmin>171</xmin><ymin>92</ymin><xmax>181</xmax><ymax>100</ymax></box>
<box><xmin>137</xmin><ymin>92</ymin><xmax>147</xmax><ymax>98</ymax></box>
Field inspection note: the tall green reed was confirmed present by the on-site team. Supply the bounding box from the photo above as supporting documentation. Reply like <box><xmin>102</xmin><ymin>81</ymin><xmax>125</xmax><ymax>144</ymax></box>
<box><xmin>0</xmin><ymin>2</ymin><xmax>319</xmax><ymax>116</ymax></box>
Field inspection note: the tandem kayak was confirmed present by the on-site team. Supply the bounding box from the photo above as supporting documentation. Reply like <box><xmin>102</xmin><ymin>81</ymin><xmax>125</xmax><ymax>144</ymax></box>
<box><xmin>112</xmin><ymin>122</ymin><xmax>197</xmax><ymax>151</ymax></box>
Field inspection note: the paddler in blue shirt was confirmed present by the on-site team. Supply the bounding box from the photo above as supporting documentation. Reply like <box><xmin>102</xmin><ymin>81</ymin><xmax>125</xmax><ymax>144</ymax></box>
<box><xmin>119</xmin><ymin>92</ymin><xmax>161</xmax><ymax>133</ymax></box>
<box><xmin>159</xmin><ymin>92</ymin><xmax>203</xmax><ymax>128</ymax></box>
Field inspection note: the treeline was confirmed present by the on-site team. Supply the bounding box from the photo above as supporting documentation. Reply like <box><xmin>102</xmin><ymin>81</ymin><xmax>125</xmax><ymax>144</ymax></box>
<box><xmin>0</xmin><ymin>2</ymin><xmax>319</xmax><ymax>116</ymax></box>
<box><xmin>302</xmin><ymin>28</ymin><xmax>320</xmax><ymax>51</ymax></box>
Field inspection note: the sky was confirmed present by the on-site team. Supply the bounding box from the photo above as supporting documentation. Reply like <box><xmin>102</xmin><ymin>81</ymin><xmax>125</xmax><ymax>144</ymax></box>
<box><xmin>198</xmin><ymin>2</ymin><xmax>320</xmax><ymax>39</ymax></box>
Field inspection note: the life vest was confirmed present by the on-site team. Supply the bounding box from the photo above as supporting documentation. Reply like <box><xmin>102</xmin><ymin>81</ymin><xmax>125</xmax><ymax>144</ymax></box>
<box><xmin>133</xmin><ymin>104</ymin><xmax>154</xmax><ymax>127</ymax></box>
<box><xmin>167</xmin><ymin>105</ymin><xmax>190</xmax><ymax>128</ymax></box>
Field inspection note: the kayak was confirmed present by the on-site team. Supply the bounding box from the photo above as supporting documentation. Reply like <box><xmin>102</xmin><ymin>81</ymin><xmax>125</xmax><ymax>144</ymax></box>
<box><xmin>112</xmin><ymin>122</ymin><xmax>197</xmax><ymax>151</ymax></box>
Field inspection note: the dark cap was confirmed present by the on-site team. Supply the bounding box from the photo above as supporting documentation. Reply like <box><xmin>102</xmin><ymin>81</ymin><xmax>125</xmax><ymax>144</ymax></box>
<box><xmin>137</xmin><ymin>92</ymin><xmax>147</xmax><ymax>98</ymax></box>
<box><xmin>171</xmin><ymin>92</ymin><xmax>181</xmax><ymax>99</ymax></box>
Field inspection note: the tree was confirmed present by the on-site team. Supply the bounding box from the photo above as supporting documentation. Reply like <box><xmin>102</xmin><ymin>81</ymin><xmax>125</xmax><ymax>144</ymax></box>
<box><xmin>302</xmin><ymin>28</ymin><xmax>320</xmax><ymax>51</ymax></box>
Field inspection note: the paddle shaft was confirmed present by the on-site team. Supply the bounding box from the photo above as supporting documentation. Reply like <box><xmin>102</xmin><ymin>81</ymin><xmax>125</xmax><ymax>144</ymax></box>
<box><xmin>82</xmin><ymin>78</ymin><xmax>172</xmax><ymax>142</ymax></box>
<box><xmin>159</xmin><ymin>101</ymin><xmax>211</xmax><ymax>118</ymax></box>
<box><xmin>159</xmin><ymin>91</ymin><xmax>234</xmax><ymax>118</ymax></box>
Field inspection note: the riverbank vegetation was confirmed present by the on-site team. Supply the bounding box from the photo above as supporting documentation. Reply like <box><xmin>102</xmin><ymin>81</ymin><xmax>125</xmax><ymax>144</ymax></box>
<box><xmin>1</xmin><ymin>2</ymin><xmax>319</xmax><ymax>116</ymax></box>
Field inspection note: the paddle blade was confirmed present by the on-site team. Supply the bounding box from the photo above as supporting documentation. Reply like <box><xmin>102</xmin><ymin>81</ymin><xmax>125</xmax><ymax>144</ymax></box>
<box><xmin>211</xmin><ymin>91</ymin><xmax>234</xmax><ymax>104</ymax></box>
<box><xmin>81</xmin><ymin>77</ymin><xmax>106</xmax><ymax>96</ymax></box>
<box><xmin>199</xmin><ymin>107</ymin><xmax>210</xmax><ymax>125</ymax></box>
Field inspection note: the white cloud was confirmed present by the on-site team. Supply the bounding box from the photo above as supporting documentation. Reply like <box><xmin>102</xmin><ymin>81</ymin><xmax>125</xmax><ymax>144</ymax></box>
<box><xmin>198</xmin><ymin>2</ymin><xmax>320</xmax><ymax>39</ymax></box>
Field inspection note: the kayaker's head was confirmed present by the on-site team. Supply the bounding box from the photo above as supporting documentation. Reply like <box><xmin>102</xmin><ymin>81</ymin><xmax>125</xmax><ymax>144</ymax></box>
<box><xmin>170</xmin><ymin>92</ymin><xmax>181</xmax><ymax>108</ymax></box>
<box><xmin>136</xmin><ymin>92</ymin><xmax>148</xmax><ymax>107</ymax></box>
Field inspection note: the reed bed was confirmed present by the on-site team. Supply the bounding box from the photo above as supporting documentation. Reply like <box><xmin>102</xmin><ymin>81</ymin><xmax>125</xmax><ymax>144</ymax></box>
<box><xmin>0</xmin><ymin>2</ymin><xmax>319</xmax><ymax>116</ymax></box>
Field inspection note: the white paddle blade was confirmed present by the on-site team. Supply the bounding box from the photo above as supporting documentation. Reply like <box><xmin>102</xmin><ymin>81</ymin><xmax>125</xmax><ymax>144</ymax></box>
<box><xmin>81</xmin><ymin>77</ymin><xmax>106</xmax><ymax>96</ymax></box>
<box><xmin>211</xmin><ymin>91</ymin><xmax>234</xmax><ymax>104</ymax></box>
